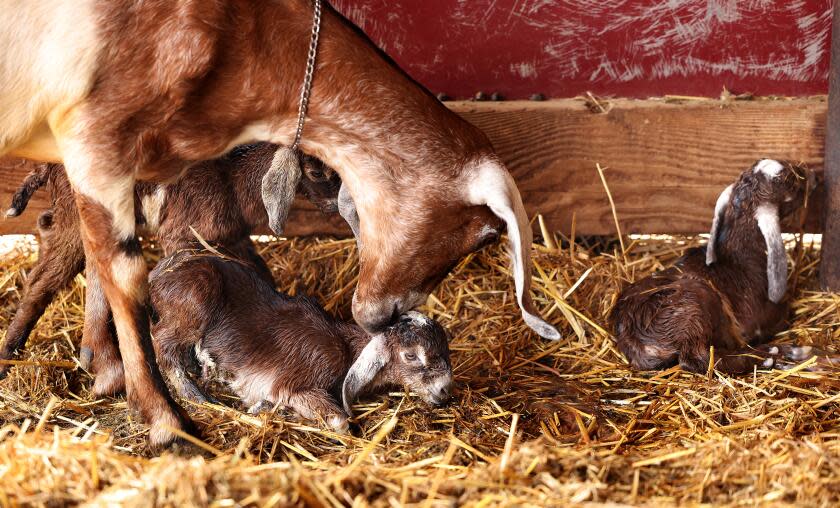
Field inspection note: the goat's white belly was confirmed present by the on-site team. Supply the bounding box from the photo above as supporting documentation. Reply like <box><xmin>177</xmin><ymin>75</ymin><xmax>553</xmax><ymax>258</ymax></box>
<box><xmin>0</xmin><ymin>0</ymin><xmax>101</xmax><ymax>160</ymax></box>
<box><xmin>229</xmin><ymin>370</ymin><xmax>281</xmax><ymax>408</ymax></box>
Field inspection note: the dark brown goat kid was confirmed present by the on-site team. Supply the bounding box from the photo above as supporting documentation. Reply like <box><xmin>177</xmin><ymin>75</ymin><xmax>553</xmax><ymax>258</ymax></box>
<box><xmin>0</xmin><ymin>144</ymin><xmax>340</xmax><ymax>396</ymax></box>
<box><xmin>150</xmin><ymin>251</ymin><xmax>452</xmax><ymax>431</ymax></box>
<box><xmin>612</xmin><ymin>159</ymin><xmax>839</xmax><ymax>374</ymax></box>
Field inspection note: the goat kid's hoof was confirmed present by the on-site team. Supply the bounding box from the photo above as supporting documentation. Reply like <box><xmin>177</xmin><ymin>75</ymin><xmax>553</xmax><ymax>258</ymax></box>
<box><xmin>328</xmin><ymin>415</ymin><xmax>350</xmax><ymax>435</ymax></box>
<box><xmin>756</xmin><ymin>345</ymin><xmax>840</xmax><ymax>372</ymax></box>
<box><xmin>247</xmin><ymin>400</ymin><xmax>275</xmax><ymax>415</ymax></box>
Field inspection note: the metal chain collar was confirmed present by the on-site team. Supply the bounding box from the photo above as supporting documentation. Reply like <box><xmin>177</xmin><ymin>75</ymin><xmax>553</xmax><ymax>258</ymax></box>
<box><xmin>292</xmin><ymin>0</ymin><xmax>322</xmax><ymax>151</ymax></box>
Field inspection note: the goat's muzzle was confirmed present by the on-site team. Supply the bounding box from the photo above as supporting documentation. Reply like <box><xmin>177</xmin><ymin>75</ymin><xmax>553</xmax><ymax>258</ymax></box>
<box><xmin>353</xmin><ymin>292</ymin><xmax>427</xmax><ymax>333</ymax></box>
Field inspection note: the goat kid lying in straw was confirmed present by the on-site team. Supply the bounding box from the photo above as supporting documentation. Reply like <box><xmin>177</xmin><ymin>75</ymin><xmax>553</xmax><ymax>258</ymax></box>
<box><xmin>151</xmin><ymin>252</ymin><xmax>452</xmax><ymax>432</ymax></box>
<box><xmin>612</xmin><ymin>159</ymin><xmax>840</xmax><ymax>374</ymax></box>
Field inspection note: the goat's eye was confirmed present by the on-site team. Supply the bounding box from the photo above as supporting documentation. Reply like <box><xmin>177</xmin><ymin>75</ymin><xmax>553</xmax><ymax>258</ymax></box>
<box><xmin>403</xmin><ymin>353</ymin><xmax>417</xmax><ymax>362</ymax></box>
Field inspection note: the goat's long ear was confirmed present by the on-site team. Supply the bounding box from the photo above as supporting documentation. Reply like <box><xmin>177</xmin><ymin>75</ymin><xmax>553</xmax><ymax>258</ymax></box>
<box><xmin>755</xmin><ymin>203</ymin><xmax>787</xmax><ymax>303</ymax></box>
<box><xmin>338</xmin><ymin>182</ymin><xmax>362</xmax><ymax>248</ymax></box>
<box><xmin>341</xmin><ymin>334</ymin><xmax>389</xmax><ymax>416</ymax></box>
<box><xmin>465</xmin><ymin>160</ymin><xmax>560</xmax><ymax>340</ymax></box>
<box><xmin>706</xmin><ymin>184</ymin><xmax>734</xmax><ymax>265</ymax></box>
<box><xmin>261</xmin><ymin>146</ymin><xmax>302</xmax><ymax>235</ymax></box>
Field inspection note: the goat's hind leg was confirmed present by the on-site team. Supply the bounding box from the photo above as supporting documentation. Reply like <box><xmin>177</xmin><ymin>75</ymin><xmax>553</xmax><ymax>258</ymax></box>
<box><xmin>716</xmin><ymin>344</ymin><xmax>840</xmax><ymax>374</ymax></box>
<box><xmin>287</xmin><ymin>389</ymin><xmax>349</xmax><ymax>433</ymax></box>
<box><xmin>81</xmin><ymin>263</ymin><xmax>125</xmax><ymax>396</ymax></box>
<box><xmin>63</xmin><ymin>152</ymin><xmax>194</xmax><ymax>448</ymax></box>
<box><xmin>0</xmin><ymin>210</ymin><xmax>84</xmax><ymax>378</ymax></box>
<box><xmin>152</xmin><ymin>325</ymin><xmax>214</xmax><ymax>405</ymax></box>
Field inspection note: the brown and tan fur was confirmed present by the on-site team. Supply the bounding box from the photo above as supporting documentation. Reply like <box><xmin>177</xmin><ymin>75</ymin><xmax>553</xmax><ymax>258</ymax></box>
<box><xmin>1</xmin><ymin>0</ymin><xmax>555</xmax><ymax>445</ymax></box>
<box><xmin>150</xmin><ymin>251</ymin><xmax>452</xmax><ymax>432</ymax></box>
<box><xmin>0</xmin><ymin>145</ymin><xmax>340</xmax><ymax>397</ymax></box>
<box><xmin>611</xmin><ymin>160</ymin><xmax>838</xmax><ymax>374</ymax></box>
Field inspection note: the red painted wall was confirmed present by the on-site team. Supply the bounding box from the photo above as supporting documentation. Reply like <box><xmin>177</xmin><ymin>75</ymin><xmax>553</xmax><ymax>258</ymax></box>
<box><xmin>331</xmin><ymin>0</ymin><xmax>833</xmax><ymax>99</ymax></box>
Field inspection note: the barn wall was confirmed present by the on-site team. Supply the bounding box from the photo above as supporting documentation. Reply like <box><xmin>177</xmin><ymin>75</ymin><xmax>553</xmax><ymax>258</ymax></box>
<box><xmin>331</xmin><ymin>0</ymin><xmax>833</xmax><ymax>99</ymax></box>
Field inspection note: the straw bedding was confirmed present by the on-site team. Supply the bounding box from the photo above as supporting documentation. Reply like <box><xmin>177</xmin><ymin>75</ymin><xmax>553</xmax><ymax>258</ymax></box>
<box><xmin>0</xmin><ymin>232</ymin><xmax>838</xmax><ymax>506</ymax></box>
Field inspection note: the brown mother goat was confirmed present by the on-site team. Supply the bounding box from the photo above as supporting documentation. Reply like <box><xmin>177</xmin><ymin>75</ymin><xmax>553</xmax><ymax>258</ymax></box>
<box><xmin>0</xmin><ymin>144</ymin><xmax>340</xmax><ymax>396</ymax></box>
<box><xmin>1</xmin><ymin>0</ymin><xmax>557</xmax><ymax>445</ymax></box>
<box><xmin>612</xmin><ymin>160</ymin><xmax>839</xmax><ymax>374</ymax></box>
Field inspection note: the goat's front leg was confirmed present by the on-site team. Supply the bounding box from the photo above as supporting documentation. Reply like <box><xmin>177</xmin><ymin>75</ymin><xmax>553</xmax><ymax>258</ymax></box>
<box><xmin>63</xmin><ymin>155</ymin><xmax>194</xmax><ymax>447</ymax></box>
<box><xmin>80</xmin><ymin>262</ymin><xmax>125</xmax><ymax>396</ymax></box>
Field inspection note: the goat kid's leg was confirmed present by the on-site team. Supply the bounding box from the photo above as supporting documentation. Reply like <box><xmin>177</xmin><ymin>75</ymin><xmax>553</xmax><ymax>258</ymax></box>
<box><xmin>81</xmin><ymin>263</ymin><xmax>125</xmax><ymax>396</ymax></box>
<box><xmin>151</xmin><ymin>324</ymin><xmax>214</xmax><ymax>404</ymax></box>
<box><xmin>287</xmin><ymin>389</ymin><xmax>349</xmax><ymax>433</ymax></box>
<box><xmin>0</xmin><ymin>213</ymin><xmax>85</xmax><ymax>379</ymax></box>
<box><xmin>716</xmin><ymin>344</ymin><xmax>840</xmax><ymax>374</ymax></box>
<box><xmin>64</xmin><ymin>157</ymin><xmax>193</xmax><ymax>447</ymax></box>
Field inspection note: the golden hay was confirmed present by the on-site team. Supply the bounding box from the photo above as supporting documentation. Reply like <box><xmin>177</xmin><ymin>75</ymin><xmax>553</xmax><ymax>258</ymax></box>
<box><xmin>0</xmin><ymin>232</ymin><xmax>838</xmax><ymax>506</ymax></box>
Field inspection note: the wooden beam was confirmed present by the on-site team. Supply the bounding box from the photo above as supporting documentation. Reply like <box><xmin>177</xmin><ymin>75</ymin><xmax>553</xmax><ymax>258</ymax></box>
<box><xmin>0</xmin><ymin>97</ymin><xmax>827</xmax><ymax>237</ymax></box>
<box><xmin>820</xmin><ymin>1</ymin><xmax>840</xmax><ymax>291</ymax></box>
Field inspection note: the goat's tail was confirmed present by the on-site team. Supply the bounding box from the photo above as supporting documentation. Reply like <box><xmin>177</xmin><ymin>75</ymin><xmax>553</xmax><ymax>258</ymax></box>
<box><xmin>5</xmin><ymin>163</ymin><xmax>54</xmax><ymax>218</ymax></box>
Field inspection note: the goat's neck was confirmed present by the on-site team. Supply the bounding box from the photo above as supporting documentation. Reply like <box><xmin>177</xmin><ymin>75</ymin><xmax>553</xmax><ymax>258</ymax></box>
<box><xmin>710</xmin><ymin>216</ymin><xmax>770</xmax><ymax>284</ymax></box>
<box><xmin>255</xmin><ymin>1</ymin><xmax>491</xmax><ymax>183</ymax></box>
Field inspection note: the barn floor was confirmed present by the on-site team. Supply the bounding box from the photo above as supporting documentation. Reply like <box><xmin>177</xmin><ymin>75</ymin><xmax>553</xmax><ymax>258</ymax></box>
<box><xmin>0</xmin><ymin>233</ymin><xmax>838</xmax><ymax>506</ymax></box>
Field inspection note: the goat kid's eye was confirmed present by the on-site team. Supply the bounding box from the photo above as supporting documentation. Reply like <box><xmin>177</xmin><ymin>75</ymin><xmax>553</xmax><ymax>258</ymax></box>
<box><xmin>402</xmin><ymin>352</ymin><xmax>417</xmax><ymax>362</ymax></box>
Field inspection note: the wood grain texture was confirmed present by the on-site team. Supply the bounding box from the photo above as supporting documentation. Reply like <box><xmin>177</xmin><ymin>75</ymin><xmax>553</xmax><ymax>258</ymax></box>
<box><xmin>454</xmin><ymin>98</ymin><xmax>827</xmax><ymax>235</ymax></box>
<box><xmin>819</xmin><ymin>1</ymin><xmax>840</xmax><ymax>290</ymax></box>
<box><xmin>0</xmin><ymin>98</ymin><xmax>827</xmax><ymax>237</ymax></box>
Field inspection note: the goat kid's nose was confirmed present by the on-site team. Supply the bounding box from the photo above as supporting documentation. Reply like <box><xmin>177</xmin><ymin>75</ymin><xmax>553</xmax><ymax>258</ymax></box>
<box><xmin>434</xmin><ymin>385</ymin><xmax>451</xmax><ymax>404</ymax></box>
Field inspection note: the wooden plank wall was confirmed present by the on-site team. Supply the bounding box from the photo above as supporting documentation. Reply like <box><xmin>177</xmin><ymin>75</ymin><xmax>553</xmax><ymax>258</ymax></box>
<box><xmin>0</xmin><ymin>98</ymin><xmax>827</xmax><ymax>237</ymax></box>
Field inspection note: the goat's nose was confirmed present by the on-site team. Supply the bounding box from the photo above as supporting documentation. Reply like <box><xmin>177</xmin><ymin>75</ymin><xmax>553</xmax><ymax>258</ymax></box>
<box><xmin>435</xmin><ymin>385</ymin><xmax>451</xmax><ymax>403</ymax></box>
<box><xmin>352</xmin><ymin>294</ymin><xmax>401</xmax><ymax>333</ymax></box>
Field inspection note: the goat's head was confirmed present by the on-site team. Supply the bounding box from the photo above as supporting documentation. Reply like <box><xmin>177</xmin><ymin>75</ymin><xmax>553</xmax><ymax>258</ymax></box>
<box><xmin>342</xmin><ymin>311</ymin><xmax>452</xmax><ymax>415</ymax></box>
<box><xmin>298</xmin><ymin>155</ymin><xmax>342</xmax><ymax>214</ymax></box>
<box><xmin>335</xmin><ymin>156</ymin><xmax>560</xmax><ymax>341</ymax></box>
<box><xmin>706</xmin><ymin>159</ymin><xmax>813</xmax><ymax>303</ymax></box>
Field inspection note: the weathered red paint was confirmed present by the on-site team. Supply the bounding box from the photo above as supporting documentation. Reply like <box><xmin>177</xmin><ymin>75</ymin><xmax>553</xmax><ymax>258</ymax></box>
<box><xmin>332</xmin><ymin>0</ymin><xmax>833</xmax><ymax>99</ymax></box>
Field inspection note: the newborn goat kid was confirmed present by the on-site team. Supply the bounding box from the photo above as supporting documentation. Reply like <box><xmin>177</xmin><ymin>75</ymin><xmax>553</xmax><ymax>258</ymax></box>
<box><xmin>612</xmin><ymin>160</ymin><xmax>837</xmax><ymax>374</ymax></box>
<box><xmin>150</xmin><ymin>252</ymin><xmax>453</xmax><ymax>431</ymax></box>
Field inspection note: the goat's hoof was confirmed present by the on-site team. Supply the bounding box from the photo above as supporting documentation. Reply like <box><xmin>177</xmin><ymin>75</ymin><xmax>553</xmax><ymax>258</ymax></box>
<box><xmin>247</xmin><ymin>400</ymin><xmax>274</xmax><ymax>415</ymax></box>
<box><xmin>148</xmin><ymin>410</ymin><xmax>198</xmax><ymax>449</ymax></box>
<box><xmin>328</xmin><ymin>414</ymin><xmax>350</xmax><ymax>434</ymax></box>
<box><xmin>79</xmin><ymin>347</ymin><xmax>94</xmax><ymax>371</ymax></box>
<box><xmin>0</xmin><ymin>364</ymin><xmax>9</xmax><ymax>380</ymax></box>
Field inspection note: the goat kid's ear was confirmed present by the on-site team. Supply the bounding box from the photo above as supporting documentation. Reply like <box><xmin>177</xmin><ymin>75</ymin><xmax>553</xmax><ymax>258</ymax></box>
<box><xmin>755</xmin><ymin>203</ymin><xmax>787</xmax><ymax>303</ymax></box>
<box><xmin>706</xmin><ymin>184</ymin><xmax>734</xmax><ymax>265</ymax></box>
<box><xmin>261</xmin><ymin>146</ymin><xmax>302</xmax><ymax>235</ymax></box>
<box><xmin>338</xmin><ymin>182</ymin><xmax>362</xmax><ymax>249</ymax></box>
<box><xmin>342</xmin><ymin>334</ymin><xmax>389</xmax><ymax>416</ymax></box>
<box><xmin>465</xmin><ymin>160</ymin><xmax>560</xmax><ymax>340</ymax></box>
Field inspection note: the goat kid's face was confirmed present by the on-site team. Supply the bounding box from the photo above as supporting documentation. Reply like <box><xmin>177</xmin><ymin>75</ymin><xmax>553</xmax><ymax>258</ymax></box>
<box><xmin>745</xmin><ymin>159</ymin><xmax>811</xmax><ymax>222</ymax></box>
<box><xmin>342</xmin><ymin>312</ymin><xmax>452</xmax><ymax>415</ymax></box>
<box><xmin>386</xmin><ymin>312</ymin><xmax>453</xmax><ymax>406</ymax></box>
